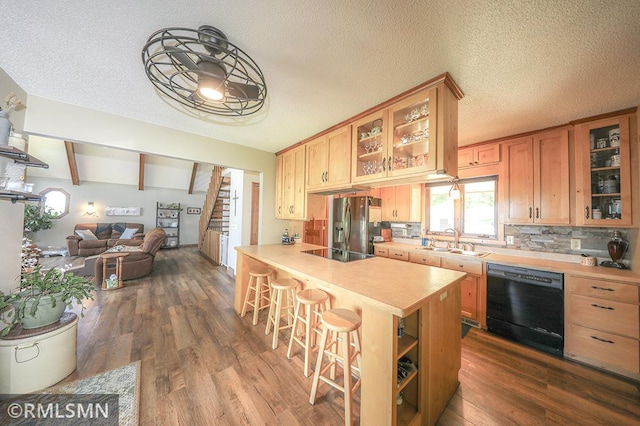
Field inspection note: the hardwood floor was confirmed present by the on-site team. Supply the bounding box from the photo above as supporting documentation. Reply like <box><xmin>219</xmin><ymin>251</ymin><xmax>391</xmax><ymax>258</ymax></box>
<box><xmin>58</xmin><ymin>247</ymin><xmax>639</xmax><ymax>425</ymax></box>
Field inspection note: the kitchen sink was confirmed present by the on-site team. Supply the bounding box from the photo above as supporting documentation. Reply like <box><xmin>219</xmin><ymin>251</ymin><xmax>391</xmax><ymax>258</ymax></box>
<box><xmin>446</xmin><ymin>248</ymin><xmax>489</xmax><ymax>257</ymax></box>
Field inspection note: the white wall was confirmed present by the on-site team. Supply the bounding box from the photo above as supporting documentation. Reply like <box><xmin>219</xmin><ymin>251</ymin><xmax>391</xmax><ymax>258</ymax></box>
<box><xmin>26</xmin><ymin>177</ymin><xmax>206</xmax><ymax>248</ymax></box>
<box><xmin>225</xmin><ymin>169</ymin><xmax>260</xmax><ymax>273</ymax></box>
<box><xmin>22</xmin><ymin>95</ymin><xmax>284</xmax><ymax>246</ymax></box>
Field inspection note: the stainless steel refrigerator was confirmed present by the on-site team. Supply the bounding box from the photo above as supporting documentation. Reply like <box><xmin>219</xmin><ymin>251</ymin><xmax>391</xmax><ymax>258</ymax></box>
<box><xmin>332</xmin><ymin>196</ymin><xmax>382</xmax><ymax>254</ymax></box>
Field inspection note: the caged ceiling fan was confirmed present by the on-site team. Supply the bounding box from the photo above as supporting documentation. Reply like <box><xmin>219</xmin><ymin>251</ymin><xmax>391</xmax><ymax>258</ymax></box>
<box><xmin>142</xmin><ymin>25</ymin><xmax>267</xmax><ymax>116</ymax></box>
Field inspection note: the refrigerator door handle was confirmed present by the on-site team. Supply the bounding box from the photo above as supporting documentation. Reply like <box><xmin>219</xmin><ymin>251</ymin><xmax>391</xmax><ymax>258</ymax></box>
<box><xmin>344</xmin><ymin>199</ymin><xmax>351</xmax><ymax>248</ymax></box>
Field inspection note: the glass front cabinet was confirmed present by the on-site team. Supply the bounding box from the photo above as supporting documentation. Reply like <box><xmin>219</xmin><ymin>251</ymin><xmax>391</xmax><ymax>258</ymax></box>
<box><xmin>351</xmin><ymin>85</ymin><xmax>454</xmax><ymax>184</ymax></box>
<box><xmin>575</xmin><ymin>114</ymin><xmax>633</xmax><ymax>226</ymax></box>
<box><xmin>352</xmin><ymin>110</ymin><xmax>388</xmax><ymax>183</ymax></box>
<box><xmin>387</xmin><ymin>87</ymin><xmax>437</xmax><ymax>177</ymax></box>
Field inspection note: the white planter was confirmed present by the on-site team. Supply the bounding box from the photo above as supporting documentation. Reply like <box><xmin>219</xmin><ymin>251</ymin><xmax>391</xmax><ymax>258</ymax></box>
<box><xmin>0</xmin><ymin>313</ymin><xmax>78</xmax><ymax>394</ymax></box>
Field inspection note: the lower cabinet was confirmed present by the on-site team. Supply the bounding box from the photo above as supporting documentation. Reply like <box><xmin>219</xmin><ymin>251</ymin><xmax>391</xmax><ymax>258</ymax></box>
<box><xmin>388</xmin><ymin>249</ymin><xmax>409</xmax><ymax>262</ymax></box>
<box><xmin>564</xmin><ymin>274</ymin><xmax>640</xmax><ymax>380</ymax></box>
<box><xmin>409</xmin><ymin>251</ymin><xmax>441</xmax><ymax>267</ymax></box>
<box><xmin>374</xmin><ymin>246</ymin><xmax>389</xmax><ymax>257</ymax></box>
<box><xmin>441</xmin><ymin>257</ymin><xmax>484</xmax><ymax>325</ymax></box>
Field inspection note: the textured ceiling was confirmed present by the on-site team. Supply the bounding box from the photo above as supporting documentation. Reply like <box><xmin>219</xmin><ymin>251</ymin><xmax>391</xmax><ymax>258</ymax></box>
<box><xmin>0</xmin><ymin>1</ymin><xmax>639</xmax><ymax>154</ymax></box>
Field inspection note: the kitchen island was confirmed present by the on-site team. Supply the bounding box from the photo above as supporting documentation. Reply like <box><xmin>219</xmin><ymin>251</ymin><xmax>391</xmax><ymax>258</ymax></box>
<box><xmin>234</xmin><ymin>243</ymin><xmax>467</xmax><ymax>425</ymax></box>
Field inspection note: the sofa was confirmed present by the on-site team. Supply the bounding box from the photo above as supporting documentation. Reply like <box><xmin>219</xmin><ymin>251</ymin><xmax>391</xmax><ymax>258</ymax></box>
<box><xmin>66</xmin><ymin>223</ymin><xmax>145</xmax><ymax>256</ymax></box>
<box><xmin>94</xmin><ymin>228</ymin><xmax>167</xmax><ymax>284</ymax></box>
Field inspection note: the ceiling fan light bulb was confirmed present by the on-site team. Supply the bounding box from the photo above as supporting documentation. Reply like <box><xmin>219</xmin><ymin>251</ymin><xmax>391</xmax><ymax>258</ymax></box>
<box><xmin>198</xmin><ymin>86</ymin><xmax>225</xmax><ymax>101</ymax></box>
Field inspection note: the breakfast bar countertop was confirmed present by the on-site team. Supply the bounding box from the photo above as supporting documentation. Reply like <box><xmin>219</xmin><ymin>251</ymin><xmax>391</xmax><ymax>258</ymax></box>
<box><xmin>235</xmin><ymin>242</ymin><xmax>467</xmax><ymax>317</ymax></box>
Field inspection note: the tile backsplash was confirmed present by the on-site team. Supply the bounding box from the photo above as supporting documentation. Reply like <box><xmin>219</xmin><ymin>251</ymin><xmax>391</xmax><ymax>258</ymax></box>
<box><xmin>505</xmin><ymin>225</ymin><xmax>630</xmax><ymax>261</ymax></box>
<box><xmin>382</xmin><ymin>222</ymin><xmax>633</xmax><ymax>264</ymax></box>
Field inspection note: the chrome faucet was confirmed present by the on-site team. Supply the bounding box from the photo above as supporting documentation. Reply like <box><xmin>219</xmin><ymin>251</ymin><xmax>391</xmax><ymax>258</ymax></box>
<box><xmin>443</xmin><ymin>228</ymin><xmax>459</xmax><ymax>248</ymax></box>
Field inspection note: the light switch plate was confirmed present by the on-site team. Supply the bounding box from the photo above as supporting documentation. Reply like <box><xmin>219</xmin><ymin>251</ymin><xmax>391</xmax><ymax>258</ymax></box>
<box><xmin>571</xmin><ymin>239</ymin><xmax>581</xmax><ymax>250</ymax></box>
<box><xmin>506</xmin><ymin>235</ymin><xmax>514</xmax><ymax>245</ymax></box>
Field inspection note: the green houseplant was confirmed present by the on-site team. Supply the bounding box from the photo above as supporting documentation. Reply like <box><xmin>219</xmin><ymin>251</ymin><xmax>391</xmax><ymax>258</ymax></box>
<box><xmin>0</xmin><ymin>265</ymin><xmax>95</xmax><ymax>336</ymax></box>
<box><xmin>23</xmin><ymin>203</ymin><xmax>57</xmax><ymax>236</ymax></box>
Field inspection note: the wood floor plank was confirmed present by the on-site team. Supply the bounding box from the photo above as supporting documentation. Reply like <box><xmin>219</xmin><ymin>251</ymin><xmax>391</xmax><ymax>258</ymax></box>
<box><xmin>42</xmin><ymin>247</ymin><xmax>637</xmax><ymax>426</ymax></box>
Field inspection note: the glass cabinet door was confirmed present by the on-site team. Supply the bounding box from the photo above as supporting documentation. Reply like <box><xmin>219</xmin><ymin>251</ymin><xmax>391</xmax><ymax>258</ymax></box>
<box><xmin>576</xmin><ymin>115</ymin><xmax>632</xmax><ymax>226</ymax></box>
<box><xmin>388</xmin><ymin>88</ymin><xmax>437</xmax><ymax>177</ymax></box>
<box><xmin>352</xmin><ymin>110</ymin><xmax>388</xmax><ymax>183</ymax></box>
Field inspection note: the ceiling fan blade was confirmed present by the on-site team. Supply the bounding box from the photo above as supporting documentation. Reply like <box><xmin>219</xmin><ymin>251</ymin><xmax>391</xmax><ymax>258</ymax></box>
<box><xmin>227</xmin><ymin>82</ymin><xmax>260</xmax><ymax>100</ymax></box>
<box><xmin>167</xmin><ymin>49</ymin><xmax>199</xmax><ymax>71</ymax></box>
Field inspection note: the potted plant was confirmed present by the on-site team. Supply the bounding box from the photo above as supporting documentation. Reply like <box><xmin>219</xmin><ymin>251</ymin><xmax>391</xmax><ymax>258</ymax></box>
<box><xmin>23</xmin><ymin>203</ymin><xmax>57</xmax><ymax>237</ymax></box>
<box><xmin>0</xmin><ymin>265</ymin><xmax>95</xmax><ymax>336</ymax></box>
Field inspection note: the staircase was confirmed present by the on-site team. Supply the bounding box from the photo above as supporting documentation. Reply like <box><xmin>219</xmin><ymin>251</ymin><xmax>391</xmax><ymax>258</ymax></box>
<box><xmin>198</xmin><ymin>166</ymin><xmax>230</xmax><ymax>264</ymax></box>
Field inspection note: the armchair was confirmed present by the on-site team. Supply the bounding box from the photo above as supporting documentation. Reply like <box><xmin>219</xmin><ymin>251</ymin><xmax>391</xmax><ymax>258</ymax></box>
<box><xmin>94</xmin><ymin>228</ymin><xmax>166</xmax><ymax>284</ymax></box>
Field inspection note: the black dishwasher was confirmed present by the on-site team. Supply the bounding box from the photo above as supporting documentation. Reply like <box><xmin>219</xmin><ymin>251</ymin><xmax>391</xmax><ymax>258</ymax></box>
<box><xmin>486</xmin><ymin>263</ymin><xmax>564</xmax><ymax>357</ymax></box>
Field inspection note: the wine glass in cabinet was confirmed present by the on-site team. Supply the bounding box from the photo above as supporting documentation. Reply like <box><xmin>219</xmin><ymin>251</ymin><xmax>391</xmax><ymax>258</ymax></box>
<box><xmin>387</xmin><ymin>87</ymin><xmax>437</xmax><ymax>177</ymax></box>
<box><xmin>351</xmin><ymin>110</ymin><xmax>388</xmax><ymax>183</ymax></box>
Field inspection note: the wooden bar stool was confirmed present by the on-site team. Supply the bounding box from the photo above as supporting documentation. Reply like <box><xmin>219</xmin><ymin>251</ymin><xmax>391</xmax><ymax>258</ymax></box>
<box><xmin>287</xmin><ymin>288</ymin><xmax>330</xmax><ymax>377</ymax></box>
<box><xmin>309</xmin><ymin>308</ymin><xmax>362</xmax><ymax>426</ymax></box>
<box><xmin>265</xmin><ymin>278</ymin><xmax>299</xmax><ymax>349</ymax></box>
<box><xmin>240</xmin><ymin>268</ymin><xmax>274</xmax><ymax>326</ymax></box>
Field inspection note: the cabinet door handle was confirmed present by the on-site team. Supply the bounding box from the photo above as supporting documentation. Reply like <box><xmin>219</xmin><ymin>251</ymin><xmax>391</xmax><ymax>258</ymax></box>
<box><xmin>278</xmin><ymin>206</ymin><xmax>281</xmax><ymax>214</ymax></box>
<box><xmin>535</xmin><ymin>207</ymin><xmax>539</xmax><ymax>219</ymax></box>
<box><xmin>324</xmin><ymin>171</ymin><xmax>328</xmax><ymax>182</ymax></box>
<box><xmin>590</xmin><ymin>303</ymin><xmax>614</xmax><ymax>310</ymax></box>
<box><xmin>590</xmin><ymin>335</ymin><xmax>615</xmax><ymax>344</ymax></box>
<box><xmin>529</xmin><ymin>207</ymin><xmax>532</xmax><ymax>219</ymax></box>
<box><xmin>590</xmin><ymin>285</ymin><xmax>614</xmax><ymax>292</ymax></box>
<box><xmin>382</xmin><ymin>157</ymin><xmax>386</xmax><ymax>171</ymax></box>
<box><xmin>388</xmin><ymin>156</ymin><xmax>393</xmax><ymax>171</ymax></box>
<box><xmin>585</xmin><ymin>206</ymin><xmax>590</xmax><ymax>219</ymax></box>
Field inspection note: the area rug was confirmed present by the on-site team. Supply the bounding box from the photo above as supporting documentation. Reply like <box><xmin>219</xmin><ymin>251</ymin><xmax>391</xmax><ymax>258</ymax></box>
<box><xmin>45</xmin><ymin>361</ymin><xmax>140</xmax><ymax>426</ymax></box>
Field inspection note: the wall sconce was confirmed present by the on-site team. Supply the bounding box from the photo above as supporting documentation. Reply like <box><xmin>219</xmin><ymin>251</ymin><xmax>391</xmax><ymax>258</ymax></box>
<box><xmin>83</xmin><ymin>201</ymin><xmax>98</xmax><ymax>217</ymax></box>
<box><xmin>448</xmin><ymin>178</ymin><xmax>461</xmax><ymax>200</ymax></box>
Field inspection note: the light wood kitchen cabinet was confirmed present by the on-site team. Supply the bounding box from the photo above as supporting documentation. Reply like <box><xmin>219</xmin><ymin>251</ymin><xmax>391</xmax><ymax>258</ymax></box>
<box><xmin>374</xmin><ymin>245</ymin><xmax>389</xmax><ymax>257</ymax></box>
<box><xmin>409</xmin><ymin>251</ymin><xmax>441</xmax><ymax>267</ymax></box>
<box><xmin>574</xmin><ymin>113</ymin><xmax>635</xmax><ymax>226</ymax></box>
<box><xmin>306</xmin><ymin>125</ymin><xmax>352</xmax><ymax>191</ymax></box>
<box><xmin>388</xmin><ymin>249</ymin><xmax>409</xmax><ymax>262</ymax></box>
<box><xmin>441</xmin><ymin>257</ymin><xmax>484</xmax><ymax>324</ymax></box>
<box><xmin>564</xmin><ymin>274</ymin><xmax>639</xmax><ymax>380</ymax></box>
<box><xmin>501</xmin><ymin>129</ymin><xmax>570</xmax><ymax>225</ymax></box>
<box><xmin>275</xmin><ymin>145</ymin><xmax>306</xmax><ymax>220</ymax></box>
<box><xmin>458</xmin><ymin>143</ymin><xmax>500</xmax><ymax>168</ymax></box>
<box><xmin>381</xmin><ymin>184</ymin><xmax>422</xmax><ymax>222</ymax></box>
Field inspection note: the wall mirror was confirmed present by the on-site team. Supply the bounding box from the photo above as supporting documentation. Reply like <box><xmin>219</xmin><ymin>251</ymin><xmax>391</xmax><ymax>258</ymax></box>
<box><xmin>40</xmin><ymin>187</ymin><xmax>70</xmax><ymax>218</ymax></box>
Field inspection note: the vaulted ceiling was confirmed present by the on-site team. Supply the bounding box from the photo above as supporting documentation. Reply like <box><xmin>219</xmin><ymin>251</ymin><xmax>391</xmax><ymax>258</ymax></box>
<box><xmin>1</xmin><ymin>1</ymin><xmax>639</xmax><ymax>155</ymax></box>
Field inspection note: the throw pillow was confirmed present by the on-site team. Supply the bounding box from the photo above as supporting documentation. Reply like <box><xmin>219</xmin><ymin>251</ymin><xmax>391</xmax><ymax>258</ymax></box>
<box><xmin>75</xmin><ymin>229</ymin><xmax>98</xmax><ymax>240</ymax></box>
<box><xmin>119</xmin><ymin>228</ymin><xmax>139</xmax><ymax>239</ymax></box>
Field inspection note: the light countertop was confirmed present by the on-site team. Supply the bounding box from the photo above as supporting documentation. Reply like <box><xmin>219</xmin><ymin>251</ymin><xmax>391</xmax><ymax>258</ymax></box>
<box><xmin>375</xmin><ymin>241</ymin><xmax>640</xmax><ymax>284</ymax></box>
<box><xmin>235</xmin><ymin>243</ymin><xmax>467</xmax><ymax>316</ymax></box>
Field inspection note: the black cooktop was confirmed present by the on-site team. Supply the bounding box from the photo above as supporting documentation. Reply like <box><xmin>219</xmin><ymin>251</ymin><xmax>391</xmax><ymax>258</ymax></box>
<box><xmin>302</xmin><ymin>248</ymin><xmax>373</xmax><ymax>263</ymax></box>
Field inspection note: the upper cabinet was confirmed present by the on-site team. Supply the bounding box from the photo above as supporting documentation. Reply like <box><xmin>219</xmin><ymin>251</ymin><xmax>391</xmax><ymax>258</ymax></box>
<box><xmin>458</xmin><ymin>144</ymin><xmax>500</xmax><ymax>168</ymax></box>
<box><xmin>351</xmin><ymin>78</ymin><xmax>462</xmax><ymax>184</ymax></box>
<box><xmin>306</xmin><ymin>125</ymin><xmax>352</xmax><ymax>191</ymax></box>
<box><xmin>502</xmin><ymin>129</ymin><xmax>570</xmax><ymax>225</ymax></box>
<box><xmin>380</xmin><ymin>184</ymin><xmax>422</xmax><ymax>222</ymax></box>
<box><xmin>388</xmin><ymin>88</ymin><xmax>438</xmax><ymax>177</ymax></box>
<box><xmin>574</xmin><ymin>114</ymin><xmax>634</xmax><ymax>227</ymax></box>
<box><xmin>275</xmin><ymin>145</ymin><xmax>306</xmax><ymax>220</ymax></box>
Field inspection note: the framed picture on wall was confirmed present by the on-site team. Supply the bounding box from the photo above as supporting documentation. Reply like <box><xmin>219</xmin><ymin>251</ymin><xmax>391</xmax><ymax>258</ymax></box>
<box><xmin>186</xmin><ymin>207</ymin><xmax>201</xmax><ymax>214</ymax></box>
